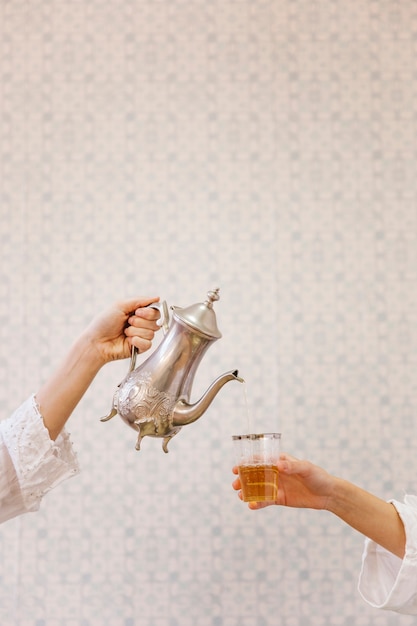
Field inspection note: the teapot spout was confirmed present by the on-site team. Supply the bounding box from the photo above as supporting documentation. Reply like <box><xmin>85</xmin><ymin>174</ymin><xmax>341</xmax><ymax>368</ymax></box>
<box><xmin>172</xmin><ymin>370</ymin><xmax>243</xmax><ymax>427</ymax></box>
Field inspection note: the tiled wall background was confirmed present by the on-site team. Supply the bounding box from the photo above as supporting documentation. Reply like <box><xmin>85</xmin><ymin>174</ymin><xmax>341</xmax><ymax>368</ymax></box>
<box><xmin>1</xmin><ymin>1</ymin><xmax>417</xmax><ymax>624</ymax></box>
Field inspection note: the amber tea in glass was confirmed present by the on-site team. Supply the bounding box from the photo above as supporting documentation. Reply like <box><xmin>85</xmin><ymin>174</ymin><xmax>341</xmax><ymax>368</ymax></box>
<box><xmin>232</xmin><ymin>433</ymin><xmax>281</xmax><ymax>503</ymax></box>
<box><xmin>238</xmin><ymin>464</ymin><xmax>279</xmax><ymax>502</ymax></box>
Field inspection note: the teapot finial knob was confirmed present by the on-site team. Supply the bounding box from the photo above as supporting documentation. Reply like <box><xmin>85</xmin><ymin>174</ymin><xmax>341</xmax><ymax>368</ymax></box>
<box><xmin>205</xmin><ymin>288</ymin><xmax>220</xmax><ymax>308</ymax></box>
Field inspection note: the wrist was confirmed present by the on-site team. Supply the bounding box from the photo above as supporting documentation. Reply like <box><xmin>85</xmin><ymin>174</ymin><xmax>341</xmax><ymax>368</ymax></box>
<box><xmin>323</xmin><ymin>475</ymin><xmax>346</xmax><ymax>515</ymax></box>
<box><xmin>72</xmin><ymin>331</ymin><xmax>107</xmax><ymax>373</ymax></box>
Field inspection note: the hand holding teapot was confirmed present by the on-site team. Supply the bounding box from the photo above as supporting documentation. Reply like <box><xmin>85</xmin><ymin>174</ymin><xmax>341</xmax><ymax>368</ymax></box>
<box><xmin>101</xmin><ymin>288</ymin><xmax>243</xmax><ymax>452</ymax></box>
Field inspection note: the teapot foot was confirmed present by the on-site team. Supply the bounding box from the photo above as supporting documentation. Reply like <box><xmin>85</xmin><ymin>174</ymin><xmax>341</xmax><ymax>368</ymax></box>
<box><xmin>100</xmin><ymin>407</ymin><xmax>118</xmax><ymax>422</ymax></box>
<box><xmin>162</xmin><ymin>436</ymin><xmax>171</xmax><ymax>453</ymax></box>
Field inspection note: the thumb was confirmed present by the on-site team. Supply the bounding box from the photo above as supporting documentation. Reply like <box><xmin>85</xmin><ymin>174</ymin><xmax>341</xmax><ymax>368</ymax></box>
<box><xmin>118</xmin><ymin>296</ymin><xmax>160</xmax><ymax>315</ymax></box>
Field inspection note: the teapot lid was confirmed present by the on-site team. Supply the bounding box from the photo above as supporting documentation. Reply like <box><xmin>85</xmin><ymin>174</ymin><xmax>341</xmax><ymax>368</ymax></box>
<box><xmin>172</xmin><ymin>288</ymin><xmax>222</xmax><ymax>339</ymax></box>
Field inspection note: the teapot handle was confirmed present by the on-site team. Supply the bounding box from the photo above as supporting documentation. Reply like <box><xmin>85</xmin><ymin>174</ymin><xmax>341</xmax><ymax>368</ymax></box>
<box><xmin>129</xmin><ymin>300</ymin><xmax>170</xmax><ymax>371</ymax></box>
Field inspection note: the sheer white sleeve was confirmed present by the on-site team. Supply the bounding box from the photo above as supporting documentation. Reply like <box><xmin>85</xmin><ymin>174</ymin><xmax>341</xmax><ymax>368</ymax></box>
<box><xmin>0</xmin><ymin>394</ymin><xmax>80</xmax><ymax>524</ymax></box>
<box><xmin>358</xmin><ymin>496</ymin><xmax>417</xmax><ymax>614</ymax></box>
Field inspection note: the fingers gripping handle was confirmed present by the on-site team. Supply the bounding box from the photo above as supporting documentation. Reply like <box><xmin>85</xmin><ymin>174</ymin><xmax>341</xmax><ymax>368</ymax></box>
<box><xmin>129</xmin><ymin>300</ymin><xmax>169</xmax><ymax>372</ymax></box>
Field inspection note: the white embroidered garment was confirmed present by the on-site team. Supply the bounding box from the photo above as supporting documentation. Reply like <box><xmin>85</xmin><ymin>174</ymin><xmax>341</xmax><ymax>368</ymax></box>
<box><xmin>358</xmin><ymin>496</ymin><xmax>417</xmax><ymax>614</ymax></box>
<box><xmin>0</xmin><ymin>395</ymin><xmax>79</xmax><ymax>524</ymax></box>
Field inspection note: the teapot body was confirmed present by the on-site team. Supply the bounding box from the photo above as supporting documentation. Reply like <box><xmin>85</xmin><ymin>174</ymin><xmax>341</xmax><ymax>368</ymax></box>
<box><xmin>116</xmin><ymin>318</ymin><xmax>215</xmax><ymax>448</ymax></box>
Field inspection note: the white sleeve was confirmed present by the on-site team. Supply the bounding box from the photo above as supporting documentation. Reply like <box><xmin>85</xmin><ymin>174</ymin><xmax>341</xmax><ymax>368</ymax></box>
<box><xmin>358</xmin><ymin>495</ymin><xmax>417</xmax><ymax>614</ymax></box>
<box><xmin>0</xmin><ymin>394</ymin><xmax>80</xmax><ymax>524</ymax></box>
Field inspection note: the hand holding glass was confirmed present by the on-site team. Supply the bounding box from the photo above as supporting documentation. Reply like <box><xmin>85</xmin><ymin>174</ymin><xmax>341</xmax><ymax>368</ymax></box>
<box><xmin>232</xmin><ymin>433</ymin><xmax>281</xmax><ymax>502</ymax></box>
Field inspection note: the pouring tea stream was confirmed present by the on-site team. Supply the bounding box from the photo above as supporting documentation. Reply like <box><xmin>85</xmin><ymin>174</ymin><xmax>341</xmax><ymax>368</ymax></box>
<box><xmin>101</xmin><ymin>288</ymin><xmax>243</xmax><ymax>452</ymax></box>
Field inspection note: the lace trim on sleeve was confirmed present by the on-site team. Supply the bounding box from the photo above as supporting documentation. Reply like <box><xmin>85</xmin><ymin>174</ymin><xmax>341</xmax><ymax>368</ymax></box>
<box><xmin>0</xmin><ymin>394</ymin><xmax>80</xmax><ymax>513</ymax></box>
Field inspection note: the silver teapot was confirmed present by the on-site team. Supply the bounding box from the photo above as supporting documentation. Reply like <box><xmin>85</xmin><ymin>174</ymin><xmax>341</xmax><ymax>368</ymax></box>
<box><xmin>101</xmin><ymin>288</ymin><xmax>243</xmax><ymax>452</ymax></box>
